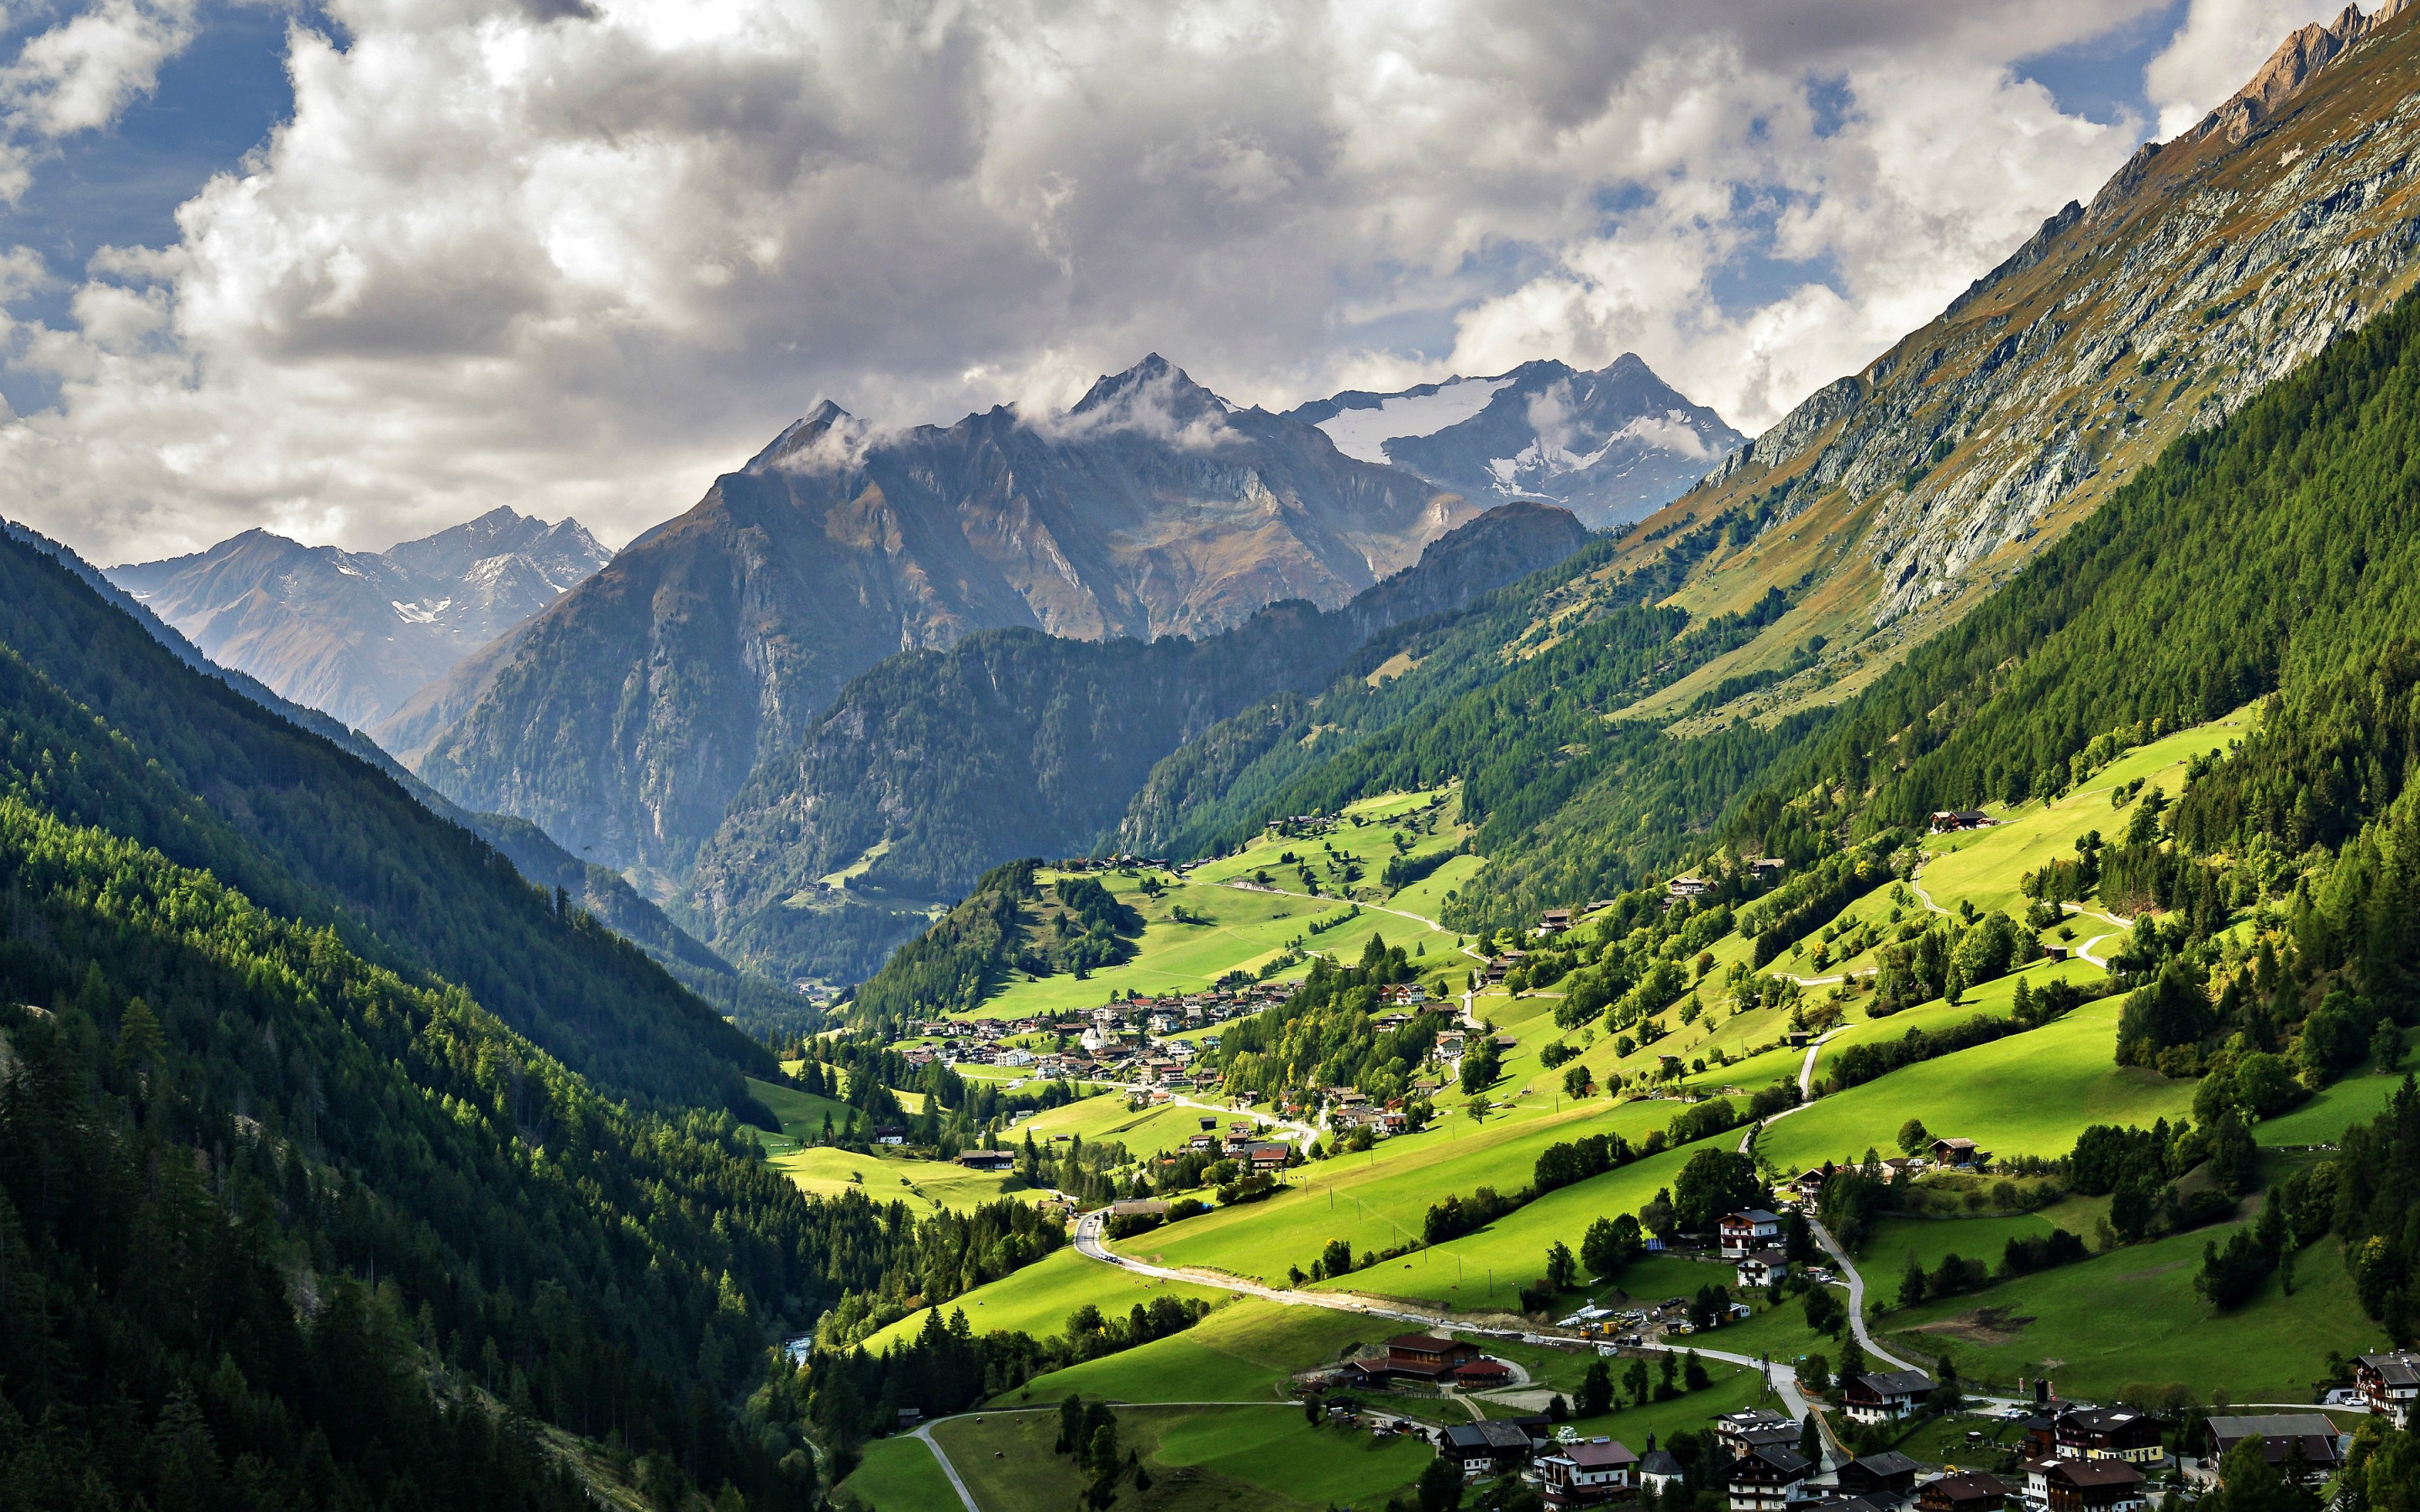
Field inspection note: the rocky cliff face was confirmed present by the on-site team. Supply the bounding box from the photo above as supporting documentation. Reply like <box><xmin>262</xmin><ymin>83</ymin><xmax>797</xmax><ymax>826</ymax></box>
<box><xmin>108</xmin><ymin>508</ymin><xmax>608</xmax><ymax>728</ymax></box>
<box><xmin>396</xmin><ymin>356</ymin><xmax>1471</xmax><ymax>879</ymax></box>
<box><xmin>1683</xmin><ymin>0</ymin><xmax>2420</xmax><ymax>627</ymax></box>
<box><xmin>679</xmin><ymin>501</ymin><xmax>1586</xmax><ymax>981</ymax></box>
<box><xmin>1292</xmin><ymin>356</ymin><xmax>1742</xmax><ymax>528</ymax></box>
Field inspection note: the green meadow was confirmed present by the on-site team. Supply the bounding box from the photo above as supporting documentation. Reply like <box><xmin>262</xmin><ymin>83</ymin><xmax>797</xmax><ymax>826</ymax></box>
<box><xmin>968</xmin><ymin>788</ymin><xmax>1475</xmax><ymax>1021</ymax></box>
<box><xmin>864</xmin><ymin>1247</ymin><xmax>1232</xmax><ymax>1355</ymax></box>
<box><xmin>1018</xmin><ymin>1298</ymin><xmax>1383</xmax><ymax>1404</ymax></box>
<box><xmin>1879</xmin><ymin>1216</ymin><xmax>2384</xmax><ymax>1404</ymax></box>
<box><xmin>771</xmin><ymin>1144</ymin><xmax>1027</xmax><ymax>1214</ymax></box>
<box><xmin>929</xmin><ymin>1402</ymin><xmax>1430</xmax><ymax>1512</ymax></box>
<box><xmin>834</xmin><ymin>1435</ymin><xmax>960</xmax><ymax>1512</ymax></box>
<box><xmin>1755</xmin><ymin>995</ymin><xmax>2196</xmax><ymax>1173</ymax></box>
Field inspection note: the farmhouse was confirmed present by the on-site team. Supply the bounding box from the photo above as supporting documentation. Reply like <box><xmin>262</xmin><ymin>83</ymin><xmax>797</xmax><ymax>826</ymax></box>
<box><xmin>1539</xmin><ymin>1437</ymin><xmax>1637</xmax><ymax>1508</ymax></box>
<box><xmin>1724</xmin><ymin>1446</ymin><xmax>1811</xmax><ymax>1512</ymax></box>
<box><xmin>953</xmin><ymin>1149</ymin><xmax>1015</xmax><ymax>1171</ymax></box>
<box><xmin>1839</xmin><ymin>1370</ymin><xmax>1937</xmax><ymax>1423</ymax></box>
<box><xmin>1442</xmin><ymin>1420</ymin><xmax>1534</xmax><ymax>1478</ymax></box>
<box><xmin>1384</xmin><ymin>1333</ymin><xmax>1480</xmax><ymax>1382</ymax></box>
<box><xmin>1454</xmin><ymin>1357</ymin><xmax>1514</xmax><ymax>1388</ymax></box>
<box><xmin>1928</xmin><ymin>1137</ymin><xmax>1986</xmax><ymax>1168</ymax></box>
<box><xmin>2355</xmin><ymin>1350</ymin><xmax>2420</xmax><ymax>1426</ymax></box>
<box><xmin>1929</xmin><ymin>810</ymin><xmax>1995</xmax><ymax>832</ymax></box>
<box><xmin>1917</xmin><ymin>1470</ymin><xmax>2015</xmax><ymax>1512</ymax></box>
<box><xmin>1736</xmin><ymin>1248</ymin><xmax>1789</xmax><ymax>1289</ymax></box>
<box><xmin>2039</xmin><ymin>1459</ymin><xmax>2146</xmax><ymax>1512</ymax></box>
<box><xmin>2203</xmin><ymin>1415</ymin><xmax>2344</xmax><ymax>1482</ymax></box>
<box><xmin>1667</xmin><ymin>877</ymin><xmax>1712</xmax><ymax>899</ymax></box>
<box><xmin>1836</xmin><ymin>1450</ymin><xmax>1920</xmax><ymax>1499</ymax></box>
<box><xmin>2052</xmin><ymin>1406</ymin><xmax>2165</xmax><ymax>1465</ymax></box>
<box><xmin>1718</xmin><ymin>1209</ymin><xmax>1782</xmax><ymax>1259</ymax></box>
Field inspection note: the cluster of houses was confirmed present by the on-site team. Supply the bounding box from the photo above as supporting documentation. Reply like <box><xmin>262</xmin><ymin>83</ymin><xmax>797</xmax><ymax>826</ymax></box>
<box><xmin>898</xmin><ymin>986</ymin><xmax>1305</xmax><ymax>1089</ymax></box>
<box><xmin>1176</xmin><ymin>1119</ymin><xmax>1294</xmax><ymax>1174</ymax></box>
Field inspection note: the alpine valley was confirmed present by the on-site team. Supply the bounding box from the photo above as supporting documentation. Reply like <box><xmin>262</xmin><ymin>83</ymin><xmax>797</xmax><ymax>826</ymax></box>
<box><xmin>12</xmin><ymin>8</ymin><xmax>2420</xmax><ymax>1512</ymax></box>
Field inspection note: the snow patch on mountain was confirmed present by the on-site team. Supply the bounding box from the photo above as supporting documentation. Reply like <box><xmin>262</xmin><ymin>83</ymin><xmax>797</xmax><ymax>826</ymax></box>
<box><xmin>1314</xmin><ymin>375</ymin><xmax>1517</xmax><ymax>462</ymax></box>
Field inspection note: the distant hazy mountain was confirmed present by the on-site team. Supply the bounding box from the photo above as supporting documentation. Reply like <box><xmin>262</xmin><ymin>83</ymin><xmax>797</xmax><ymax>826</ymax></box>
<box><xmin>107</xmin><ymin>507</ymin><xmax>609</xmax><ymax>728</ymax></box>
<box><xmin>391</xmin><ymin>354</ymin><xmax>1477</xmax><ymax>881</ymax></box>
<box><xmin>1290</xmin><ymin>355</ymin><xmax>1743</xmax><ymax>527</ymax></box>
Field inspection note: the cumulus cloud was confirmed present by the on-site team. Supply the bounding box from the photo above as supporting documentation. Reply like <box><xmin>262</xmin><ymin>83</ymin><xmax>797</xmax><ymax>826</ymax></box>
<box><xmin>0</xmin><ymin>0</ymin><xmax>197</xmax><ymax>201</ymax></box>
<box><xmin>0</xmin><ymin>0</ymin><xmax>2339</xmax><ymax>562</ymax></box>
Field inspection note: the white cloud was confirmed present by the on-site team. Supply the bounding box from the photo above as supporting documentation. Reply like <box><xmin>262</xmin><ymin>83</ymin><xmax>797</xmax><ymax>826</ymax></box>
<box><xmin>0</xmin><ymin>0</ymin><xmax>2344</xmax><ymax>563</ymax></box>
<box><xmin>0</xmin><ymin>0</ymin><xmax>198</xmax><ymax>200</ymax></box>
<box><xmin>2145</xmin><ymin>0</ymin><xmax>2349</xmax><ymax>139</ymax></box>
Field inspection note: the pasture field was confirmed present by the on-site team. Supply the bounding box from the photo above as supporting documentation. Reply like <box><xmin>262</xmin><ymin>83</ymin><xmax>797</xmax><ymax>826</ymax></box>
<box><xmin>771</xmin><ymin>1144</ymin><xmax>1025</xmax><ymax>1213</ymax></box>
<box><xmin>833</xmin><ymin>1435</ymin><xmax>959</xmax><ymax>1512</ymax></box>
<box><xmin>1913</xmin><ymin>710</ymin><xmax>2253</xmax><ymax>921</ymax></box>
<box><xmin>1014</xmin><ymin>1093</ymin><xmax>1228</xmax><ymax>1160</ymax></box>
<box><xmin>1518</xmin><ymin>1364</ymin><xmax>1770</xmax><ymax>1441</ymax></box>
<box><xmin>1879</xmin><ymin>1218</ymin><xmax>2380</xmax><ymax>1404</ymax></box>
<box><xmin>1019</xmin><ymin>1298</ymin><xmax>1383</xmax><ymax>1404</ymax></box>
<box><xmin>1754</xmin><ymin>995</ymin><xmax>2196</xmax><ymax>1174</ymax></box>
<box><xmin>929</xmin><ymin>1402</ymin><xmax>1429</xmax><ymax>1512</ymax></box>
<box><xmin>2253</xmin><ymin>1029</ymin><xmax>2416</xmax><ymax>1146</ymax></box>
<box><xmin>1859</xmin><ymin>1205</ymin><xmax>2102</xmax><ymax>1284</ymax></box>
<box><xmin>1118</xmin><ymin>1097</ymin><xmax>1678</xmax><ymax>1288</ymax></box>
<box><xmin>1307</xmin><ymin>1132</ymin><xmax>1740</xmax><ymax>1312</ymax></box>
<box><xmin>968</xmin><ymin>789</ymin><xmax>1474</xmax><ymax>1021</ymax></box>
<box><xmin>746</xmin><ymin>1075</ymin><xmax>853</xmax><ymax>1145</ymax></box>
<box><xmin>864</xmin><ymin>1247</ymin><xmax>1231</xmax><ymax>1355</ymax></box>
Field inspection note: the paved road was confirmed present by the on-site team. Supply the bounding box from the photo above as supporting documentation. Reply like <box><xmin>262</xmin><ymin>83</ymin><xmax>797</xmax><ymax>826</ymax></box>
<box><xmin>1807</xmin><ymin>1216</ymin><xmax>1918</xmax><ymax>1373</ymax></box>
<box><xmin>1072</xmin><ymin>1210</ymin><xmax>1814</xmax><ymax>1420</ymax></box>
<box><xmin>907</xmin><ymin>1419</ymin><xmax>982</xmax><ymax>1512</ymax></box>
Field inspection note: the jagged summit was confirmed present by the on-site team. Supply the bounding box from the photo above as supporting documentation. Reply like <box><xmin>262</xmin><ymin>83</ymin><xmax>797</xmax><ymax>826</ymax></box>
<box><xmin>106</xmin><ymin>509</ymin><xmax>609</xmax><ymax>728</ymax></box>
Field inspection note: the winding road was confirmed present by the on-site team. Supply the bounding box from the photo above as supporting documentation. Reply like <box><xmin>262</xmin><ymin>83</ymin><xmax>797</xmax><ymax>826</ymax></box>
<box><xmin>1069</xmin><ymin>1209</ymin><xmax>1815</xmax><ymax>1422</ymax></box>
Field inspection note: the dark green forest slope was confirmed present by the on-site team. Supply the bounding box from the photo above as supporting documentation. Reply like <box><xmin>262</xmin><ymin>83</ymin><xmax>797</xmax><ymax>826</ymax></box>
<box><xmin>0</xmin><ymin>533</ymin><xmax>771</xmax><ymax>1111</ymax></box>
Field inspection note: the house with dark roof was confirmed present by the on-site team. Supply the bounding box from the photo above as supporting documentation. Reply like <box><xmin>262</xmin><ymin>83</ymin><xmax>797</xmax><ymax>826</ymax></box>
<box><xmin>2204</xmin><ymin>1415</ymin><xmax>2344</xmax><ymax>1483</ymax></box>
<box><xmin>1726</xmin><ymin>1446</ymin><xmax>1812</xmax><ymax>1512</ymax></box>
<box><xmin>1713</xmin><ymin>1409</ymin><xmax>1797</xmax><ymax>1458</ymax></box>
<box><xmin>1916</xmin><ymin>1470</ymin><xmax>2014</xmax><ymax>1512</ymax></box>
<box><xmin>1639</xmin><ymin>1447</ymin><xmax>1686</xmax><ymax>1494</ymax></box>
<box><xmin>1538</xmin><ymin>1437</ymin><xmax>1638</xmax><ymax>1508</ymax></box>
<box><xmin>1442</xmin><ymin>1420</ymin><xmax>1534</xmax><ymax>1478</ymax></box>
<box><xmin>2041</xmin><ymin>1459</ymin><xmax>2146</xmax><ymax>1512</ymax></box>
<box><xmin>1928</xmin><ymin>1137</ymin><xmax>1986</xmax><ymax>1168</ymax></box>
<box><xmin>1737</xmin><ymin>1247</ymin><xmax>1790</xmax><ymax>1289</ymax></box>
<box><xmin>1840</xmin><ymin>1370</ymin><xmax>1937</xmax><ymax>1424</ymax></box>
<box><xmin>2355</xmin><ymin>1350</ymin><xmax>2420</xmax><ymax>1427</ymax></box>
<box><xmin>1837</xmin><ymin>1450</ymin><xmax>1920</xmax><ymax>1500</ymax></box>
<box><xmin>2052</xmin><ymin>1406</ymin><xmax>2165</xmax><ymax>1465</ymax></box>
<box><xmin>1455</xmin><ymin>1357</ymin><xmax>1514</xmax><ymax>1389</ymax></box>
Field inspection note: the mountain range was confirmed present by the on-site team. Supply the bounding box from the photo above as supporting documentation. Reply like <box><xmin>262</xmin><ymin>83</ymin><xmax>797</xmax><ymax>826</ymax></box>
<box><xmin>108</xmin><ymin>506</ymin><xmax>610</xmax><ymax>728</ymax></box>
<box><xmin>681</xmin><ymin>500</ymin><xmax>1588</xmax><ymax>982</ymax></box>
<box><xmin>386</xmin><ymin>355</ymin><xmax>1496</xmax><ymax>884</ymax></box>
<box><xmin>1289</xmin><ymin>355</ymin><xmax>1744</xmax><ymax>528</ymax></box>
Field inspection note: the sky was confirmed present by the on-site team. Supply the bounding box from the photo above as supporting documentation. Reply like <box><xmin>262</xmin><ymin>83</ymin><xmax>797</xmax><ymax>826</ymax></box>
<box><xmin>0</xmin><ymin>0</ymin><xmax>2364</xmax><ymax>562</ymax></box>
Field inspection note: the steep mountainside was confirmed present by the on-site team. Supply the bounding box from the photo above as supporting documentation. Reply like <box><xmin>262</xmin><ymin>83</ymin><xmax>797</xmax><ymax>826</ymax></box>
<box><xmin>395</xmin><ymin>355</ymin><xmax>1473</xmax><ymax>881</ymax></box>
<box><xmin>679</xmin><ymin>501</ymin><xmax>1586</xmax><ymax>983</ymax></box>
<box><xmin>1292</xmin><ymin>355</ymin><xmax>1743</xmax><ymax>528</ymax></box>
<box><xmin>9</xmin><ymin>518</ymin><xmax>785</xmax><ymax>1026</ymax></box>
<box><xmin>0</xmin><ymin>528</ymin><xmax>772</xmax><ymax>1109</ymax></box>
<box><xmin>108</xmin><ymin>507</ymin><xmax>608</xmax><ymax>727</ymax></box>
<box><xmin>1071</xmin><ymin>1</ymin><xmax>2420</xmax><ymax>936</ymax></box>
<box><xmin>1591</xmin><ymin>0</ymin><xmax>2420</xmax><ymax>718</ymax></box>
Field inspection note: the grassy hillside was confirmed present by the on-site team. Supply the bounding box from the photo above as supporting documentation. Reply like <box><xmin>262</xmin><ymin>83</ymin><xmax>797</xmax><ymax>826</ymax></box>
<box><xmin>865</xmin><ymin>1248</ymin><xmax>1233</xmax><ymax>1354</ymax></box>
<box><xmin>929</xmin><ymin>1403</ymin><xmax>1428</xmax><ymax>1512</ymax></box>
<box><xmin>1756</xmin><ymin>995</ymin><xmax>2196</xmax><ymax>1172</ymax></box>
<box><xmin>834</xmin><ymin>1436</ymin><xmax>960</xmax><ymax>1512</ymax></box>
<box><xmin>1879</xmin><ymin>1215</ymin><xmax>2383</xmax><ymax>1403</ymax></box>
